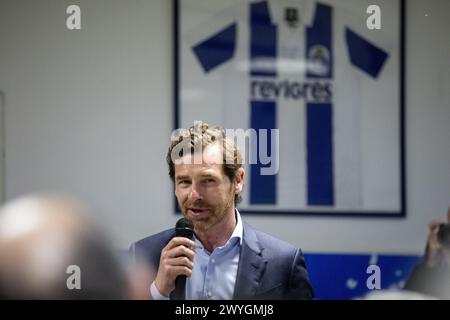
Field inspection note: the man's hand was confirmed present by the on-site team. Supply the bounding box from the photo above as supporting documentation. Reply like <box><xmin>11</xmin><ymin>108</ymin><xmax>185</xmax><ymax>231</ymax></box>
<box><xmin>154</xmin><ymin>237</ymin><xmax>196</xmax><ymax>297</ymax></box>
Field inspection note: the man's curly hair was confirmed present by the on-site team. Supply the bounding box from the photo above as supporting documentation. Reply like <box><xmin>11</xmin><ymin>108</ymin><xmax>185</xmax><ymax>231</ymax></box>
<box><xmin>166</xmin><ymin>122</ymin><xmax>243</xmax><ymax>205</ymax></box>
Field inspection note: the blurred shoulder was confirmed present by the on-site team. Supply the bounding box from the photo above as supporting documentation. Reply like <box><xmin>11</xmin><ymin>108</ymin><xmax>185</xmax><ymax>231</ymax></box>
<box><xmin>133</xmin><ymin>228</ymin><xmax>175</xmax><ymax>251</ymax></box>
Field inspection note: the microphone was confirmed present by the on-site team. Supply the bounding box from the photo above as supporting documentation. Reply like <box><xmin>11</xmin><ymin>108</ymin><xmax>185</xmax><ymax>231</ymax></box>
<box><xmin>173</xmin><ymin>217</ymin><xmax>194</xmax><ymax>299</ymax></box>
<box><xmin>175</xmin><ymin>217</ymin><xmax>194</xmax><ymax>239</ymax></box>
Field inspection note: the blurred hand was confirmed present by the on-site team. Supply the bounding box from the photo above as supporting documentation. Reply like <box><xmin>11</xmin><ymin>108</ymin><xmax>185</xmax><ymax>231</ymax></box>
<box><xmin>127</xmin><ymin>259</ymin><xmax>156</xmax><ymax>300</ymax></box>
<box><xmin>154</xmin><ymin>237</ymin><xmax>196</xmax><ymax>297</ymax></box>
<box><xmin>443</xmin><ymin>207</ymin><xmax>450</xmax><ymax>266</ymax></box>
<box><xmin>425</xmin><ymin>208</ymin><xmax>450</xmax><ymax>267</ymax></box>
<box><xmin>426</xmin><ymin>219</ymin><xmax>444</xmax><ymax>267</ymax></box>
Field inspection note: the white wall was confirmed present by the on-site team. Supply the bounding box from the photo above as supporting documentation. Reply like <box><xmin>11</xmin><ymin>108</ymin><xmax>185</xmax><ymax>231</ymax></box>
<box><xmin>0</xmin><ymin>0</ymin><xmax>449</xmax><ymax>253</ymax></box>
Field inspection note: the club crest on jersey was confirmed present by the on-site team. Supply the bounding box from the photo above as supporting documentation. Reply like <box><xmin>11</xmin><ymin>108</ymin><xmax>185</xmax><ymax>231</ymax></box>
<box><xmin>307</xmin><ymin>45</ymin><xmax>331</xmax><ymax>77</ymax></box>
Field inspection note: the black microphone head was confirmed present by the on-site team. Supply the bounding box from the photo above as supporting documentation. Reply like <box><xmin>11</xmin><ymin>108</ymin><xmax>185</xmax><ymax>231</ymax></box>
<box><xmin>175</xmin><ymin>217</ymin><xmax>194</xmax><ymax>239</ymax></box>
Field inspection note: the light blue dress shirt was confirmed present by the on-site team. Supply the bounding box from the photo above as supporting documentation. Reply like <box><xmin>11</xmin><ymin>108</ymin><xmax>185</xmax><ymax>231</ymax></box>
<box><xmin>185</xmin><ymin>209</ymin><xmax>243</xmax><ymax>300</ymax></box>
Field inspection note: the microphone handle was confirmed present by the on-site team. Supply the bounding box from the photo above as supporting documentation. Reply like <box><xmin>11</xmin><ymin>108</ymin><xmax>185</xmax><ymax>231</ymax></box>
<box><xmin>173</xmin><ymin>229</ymin><xmax>193</xmax><ymax>299</ymax></box>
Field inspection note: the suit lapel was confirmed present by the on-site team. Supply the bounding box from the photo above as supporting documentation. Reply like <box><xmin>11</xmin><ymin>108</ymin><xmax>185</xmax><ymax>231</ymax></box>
<box><xmin>233</xmin><ymin>223</ymin><xmax>267</xmax><ymax>299</ymax></box>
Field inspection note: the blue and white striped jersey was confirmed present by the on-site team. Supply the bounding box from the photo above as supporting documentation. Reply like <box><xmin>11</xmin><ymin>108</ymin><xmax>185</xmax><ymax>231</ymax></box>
<box><xmin>179</xmin><ymin>0</ymin><xmax>401</xmax><ymax>213</ymax></box>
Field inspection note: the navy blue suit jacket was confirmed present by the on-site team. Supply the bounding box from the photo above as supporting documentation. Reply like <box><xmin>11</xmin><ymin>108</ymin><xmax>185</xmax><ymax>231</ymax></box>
<box><xmin>132</xmin><ymin>221</ymin><xmax>313</xmax><ymax>300</ymax></box>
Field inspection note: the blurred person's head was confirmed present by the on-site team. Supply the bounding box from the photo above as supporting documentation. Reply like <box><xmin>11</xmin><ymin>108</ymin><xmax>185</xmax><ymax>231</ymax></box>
<box><xmin>0</xmin><ymin>194</ymin><xmax>129</xmax><ymax>299</ymax></box>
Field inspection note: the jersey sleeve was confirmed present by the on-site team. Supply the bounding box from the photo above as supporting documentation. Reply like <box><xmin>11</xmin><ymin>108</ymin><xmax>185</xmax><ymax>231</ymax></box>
<box><xmin>181</xmin><ymin>2</ymin><xmax>244</xmax><ymax>73</ymax></box>
<box><xmin>345</xmin><ymin>27</ymin><xmax>389</xmax><ymax>78</ymax></box>
<box><xmin>192</xmin><ymin>22</ymin><xmax>237</xmax><ymax>73</ymax></box>
<box><xmin>337</xmin><ymin>3</ymin><xmax>398</xmax><ymax>79</ymax></box>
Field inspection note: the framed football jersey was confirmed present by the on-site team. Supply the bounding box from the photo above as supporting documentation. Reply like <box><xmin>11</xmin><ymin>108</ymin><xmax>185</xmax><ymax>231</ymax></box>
<box><xmin>174</xmin><ymin>0</ymin><xmax>405</xmax><ymax>217</ymax></box>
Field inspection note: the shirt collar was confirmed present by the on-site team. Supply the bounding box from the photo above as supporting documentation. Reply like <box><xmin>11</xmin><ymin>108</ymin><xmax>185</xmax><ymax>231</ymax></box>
<box><xmin>231</xmin><ymin>208</ymin><xmax>244</xmax><ymax>246</ymax></box>
<box><xmin>268</xmin><ymin>0</ymin><xmax>315</xmax><ymax>28</ymax></box>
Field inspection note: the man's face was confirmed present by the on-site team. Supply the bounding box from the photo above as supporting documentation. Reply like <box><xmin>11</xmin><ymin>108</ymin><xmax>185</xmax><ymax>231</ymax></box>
<box><xmin>174</xmin><ymin>143</ymin><xmax>243</xmax><ymax>232</ymax></box>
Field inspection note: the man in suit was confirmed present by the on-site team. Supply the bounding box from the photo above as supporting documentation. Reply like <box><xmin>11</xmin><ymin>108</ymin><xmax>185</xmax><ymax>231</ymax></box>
<box><xmin>132</xmin><ymin>122</ymin><xmax>313</xmax><ymax>300</ymax></box>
